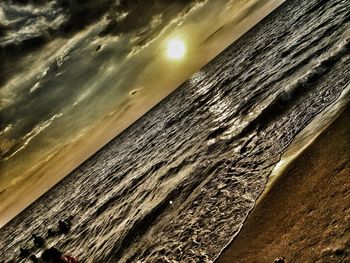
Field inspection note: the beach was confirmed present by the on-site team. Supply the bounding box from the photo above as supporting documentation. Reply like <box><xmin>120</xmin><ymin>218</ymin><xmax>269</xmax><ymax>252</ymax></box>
<box><xmin>216</xmin><ymin>103</ymin><xmax>350</xmax><ymax>262</ymax></box>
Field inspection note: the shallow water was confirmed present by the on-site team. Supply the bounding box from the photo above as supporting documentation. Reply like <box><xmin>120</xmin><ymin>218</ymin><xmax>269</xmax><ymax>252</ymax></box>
<box><xmin>1</xmin><ymin>0</ymin><xmax>350</xmax><ymax>262</ymax></box>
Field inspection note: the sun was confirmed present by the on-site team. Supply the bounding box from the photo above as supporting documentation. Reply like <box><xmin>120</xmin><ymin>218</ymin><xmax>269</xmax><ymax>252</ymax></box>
<box><xmin>166</xmin><ymin>38</ymin><xmax>186</xmax><ymax>60</ymax></box>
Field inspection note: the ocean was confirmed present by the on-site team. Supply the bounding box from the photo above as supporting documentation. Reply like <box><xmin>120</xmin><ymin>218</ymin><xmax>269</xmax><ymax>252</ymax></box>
<box><xmin>1</xmin><ymin>0</ymin><xmax>349</xmax><ymax>262</ymax></box>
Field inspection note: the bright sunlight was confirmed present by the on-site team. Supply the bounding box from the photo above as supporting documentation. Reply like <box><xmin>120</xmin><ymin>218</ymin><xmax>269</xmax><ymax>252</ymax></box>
<box><xmin>166</xmin><ymin>38</ymin><xmax>186</xmax><ymax>60</ymax></box>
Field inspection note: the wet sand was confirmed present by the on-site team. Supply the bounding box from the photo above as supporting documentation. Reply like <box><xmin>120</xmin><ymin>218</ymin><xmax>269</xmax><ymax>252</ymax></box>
<box><xmin>216</xmin><ymin>104</ymin><xmax>350</xmax><ymax>263</ymax></box>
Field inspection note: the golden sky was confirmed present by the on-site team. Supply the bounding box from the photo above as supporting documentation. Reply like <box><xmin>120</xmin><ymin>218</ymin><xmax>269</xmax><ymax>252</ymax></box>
<box><xmin>0</xmin><ymin>0</ymin><xmax>283</xmax><ymax>227</ymax></box>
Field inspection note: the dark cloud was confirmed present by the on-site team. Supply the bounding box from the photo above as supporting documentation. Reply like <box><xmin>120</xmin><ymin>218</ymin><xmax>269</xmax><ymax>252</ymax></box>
<box><xmin>4</xmin><ymin>0</ymin><xmax>50</xmax><ymax>6</ymax></box>
<box><xmin>0</xmin><ymin>23</ymin><xmax>8</xmax><ymax>37</ymax></box>
<box><xmin>55</xmin><ymin>0</ymin><xmax>115</xmax><ymax>36</ymax></box>
<box><xmin>0</xmin><ymin>34</ymin><xmax>50</xmax><ymax>86</ymax></box>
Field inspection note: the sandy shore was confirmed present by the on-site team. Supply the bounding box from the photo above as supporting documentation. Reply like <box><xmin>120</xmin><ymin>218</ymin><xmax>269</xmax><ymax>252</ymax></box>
<box><xmin>216</xmin><ymin>104</ymin><xmax>350</xmax><ymax>263</ymax></box>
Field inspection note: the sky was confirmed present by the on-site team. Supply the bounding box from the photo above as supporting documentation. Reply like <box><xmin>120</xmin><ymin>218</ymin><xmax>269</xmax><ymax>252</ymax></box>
<box><xmin>0</xmin><ymin>0</ymin><xmax>283</xmax><ymax>227</ymax></box>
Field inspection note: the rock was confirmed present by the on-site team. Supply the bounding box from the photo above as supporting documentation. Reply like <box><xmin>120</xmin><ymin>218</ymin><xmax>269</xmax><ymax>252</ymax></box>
<box><xmin>19</xmin><ymin>247</ymin><xmax>30</xmax><ymax>258</ymax></box>
<box><xmin>32</xmin><ymin>234</ymin><xmax>45</xmax><ymax>248</ymax></box>
<box><xmin>47</xmin><ymin>228</ymin><xmax>56</xmax><ymax>237</ymax></box>
<box><xmin>58</xmin><ymin>220</ymin><xmax>70</xmax><ymax>234</ymax></box>
<box><xmin>29</xmin><ymin>254</ymin><xmax>39</xmax><ymax>262</ymax></box>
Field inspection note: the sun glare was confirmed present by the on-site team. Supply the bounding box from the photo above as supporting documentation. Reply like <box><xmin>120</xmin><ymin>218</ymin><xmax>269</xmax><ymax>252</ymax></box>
<box><xmin>166</xmin><ymin>38</ymin><xmax>186</xmax><ymax>60</ymax></box>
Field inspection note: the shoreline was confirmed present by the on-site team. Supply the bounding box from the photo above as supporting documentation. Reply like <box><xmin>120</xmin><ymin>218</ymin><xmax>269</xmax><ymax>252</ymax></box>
<box><xmin>216</xmin><ymin>96</ymin><xmax>350</xmax><ymax>262</ymax></box>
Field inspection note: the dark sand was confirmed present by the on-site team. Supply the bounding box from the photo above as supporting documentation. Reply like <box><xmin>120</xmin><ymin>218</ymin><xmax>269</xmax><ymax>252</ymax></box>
<box><xmin>216</xmin><ymin>105</ymin><xmax>350</xmax><ymax>263</ymax></box>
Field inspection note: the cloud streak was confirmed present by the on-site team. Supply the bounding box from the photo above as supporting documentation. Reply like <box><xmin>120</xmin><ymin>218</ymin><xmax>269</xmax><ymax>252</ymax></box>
<box><xmin>2</xmin><ymin>113</ymin><xmax>63</xmax><ymax>160</ymax></box>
